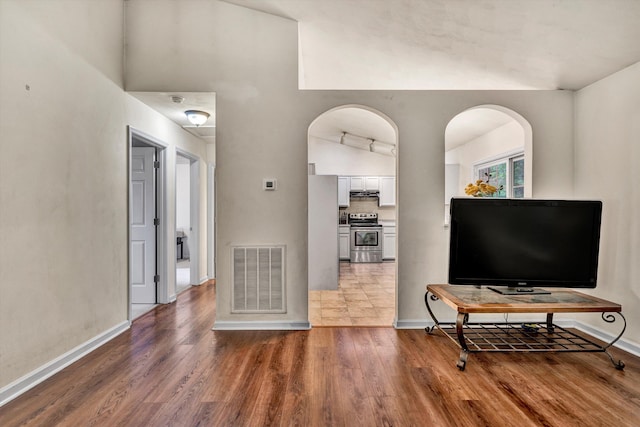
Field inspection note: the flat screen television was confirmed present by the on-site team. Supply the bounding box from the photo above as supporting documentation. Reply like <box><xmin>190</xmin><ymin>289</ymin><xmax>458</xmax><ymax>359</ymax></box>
<box><xmin>448</xmin><ymin>198</ymin><xmax>602</xmax><ymax>295</ymax></box>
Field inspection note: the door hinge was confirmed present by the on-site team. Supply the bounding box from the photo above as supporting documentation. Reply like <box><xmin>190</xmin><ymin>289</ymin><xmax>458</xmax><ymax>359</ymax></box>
<box><xmin>153</xmin><ymin>160</ymin><xmax>160</xmax><ymax>169</ymax></box>
<box><xmin>154</xmin><ymin>275</ymin><xmax>160</xmax><ymax>283</ymax></box>
<box><xmin>154</xmin><ymin>218</ymin><xmax>160</xmax><ymax>226</ymax></box>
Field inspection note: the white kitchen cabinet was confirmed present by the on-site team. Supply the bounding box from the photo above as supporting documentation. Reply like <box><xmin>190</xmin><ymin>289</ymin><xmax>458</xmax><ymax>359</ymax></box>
<box><xmin>349</xmin><ymin>176</ymin><xmax>365</xmax><ymax>191</ymax></box>
<box><xmin>338</xmin><ymin>176</ymin><xmax>350</xmax><ymax>207</ymax></box>
<box><xmin>379</xmin><ymin>176</ymin><xmax>396</xmax><ymax>206</ymax></box>
<box><xmin>350</xmin><ymin>176</ymin><xmax>380</xmax><ymax>191</ymax></box>
<box><xmin>365</xmin><ymin>176</ymin><xmax>379</xmax><ymax>190</ymax></box>
<box><xmin>339</xmin><ymin>225</ymin><xmax>351</xmax><ymax>260</ymax></box>
<box><xmin>383</xmin><ymin>226</ymin><xmax>396</xmax><ymax>260</ymax></box>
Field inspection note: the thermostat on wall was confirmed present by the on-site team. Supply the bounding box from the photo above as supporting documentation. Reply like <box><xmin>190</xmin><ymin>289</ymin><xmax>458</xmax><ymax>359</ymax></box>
<box><xmin>263</xmin><ymin>178</ymin><xmax>277</xmax><ymax>191</ymax></box>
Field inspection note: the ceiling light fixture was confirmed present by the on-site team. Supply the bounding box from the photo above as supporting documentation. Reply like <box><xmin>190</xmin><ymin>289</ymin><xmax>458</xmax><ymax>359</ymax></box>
<box><xmin>184</xmin><ymin>110</ymin><xmax>210</xmax><ymax>127</ymax></box>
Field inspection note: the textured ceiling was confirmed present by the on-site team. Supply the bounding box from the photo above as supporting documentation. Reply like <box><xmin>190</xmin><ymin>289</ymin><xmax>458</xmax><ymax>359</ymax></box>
<box><xmin>445</xmin><ymin>108</ymin><xmax>515</xmax><ymax>150</ymax></box>
<box><xmin>220</xmin><ymin>0</ymin><xmax>640</xmax><ymax>150</ymax></box>
<box><xmin>225</xmin><ymin>0</ymin><xmax>640</xmax><ymax>90</ymax></box>
<box><xmin>135</xmin><ymin>1</ymin><xmax>640</xmax><ymax>148</ymax></box>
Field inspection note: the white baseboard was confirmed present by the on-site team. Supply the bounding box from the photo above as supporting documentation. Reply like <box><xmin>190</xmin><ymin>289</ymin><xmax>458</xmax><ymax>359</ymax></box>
<box><xmin>574</xmin><ymin>319</ymin><xmax>640</xmax><ymax>357</ymax></box>
<box><xmin>212</xmin><ymin>320</ymin><xmax>311</xmax><ymax>331</ymax></box>
<box><xmin>0</xmin><ymin>321</ymin><xmax>130</xmax><ymax>407</ymax></box>
<box><xmin>198</xmin><ymin>276</ymin><xmax>209</xmax><ymax>285</ymax></box>
<box><xmin>394</xmin><ymin>319</ymin><xmax>432</xmax><ymax>329</ymax></box>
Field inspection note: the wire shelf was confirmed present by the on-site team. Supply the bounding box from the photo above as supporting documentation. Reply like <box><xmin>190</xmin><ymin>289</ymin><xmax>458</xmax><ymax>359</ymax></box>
<box><xmin>434</xmin><ymin>322</ymin><xmax>604</xmax><ymax>353</ymax></box>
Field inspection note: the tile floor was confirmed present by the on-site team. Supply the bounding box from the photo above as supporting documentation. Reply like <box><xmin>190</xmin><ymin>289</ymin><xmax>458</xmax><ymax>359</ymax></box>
<box><xmin>309</xmin><ymin>261</ymin><xmax>396</xmax><ymax>326</ymax></box>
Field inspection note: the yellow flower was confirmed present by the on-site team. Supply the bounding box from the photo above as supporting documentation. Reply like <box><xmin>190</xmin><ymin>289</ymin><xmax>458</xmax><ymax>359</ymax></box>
<box><xmin>464</xmin><ymin>184</ymin><xmax>479</xmax><ymax>195</ymax></box>
<box><xmin>464</xmin><ymin>179</ymin><xmax>501</xmax><ymax>197</ymax></box>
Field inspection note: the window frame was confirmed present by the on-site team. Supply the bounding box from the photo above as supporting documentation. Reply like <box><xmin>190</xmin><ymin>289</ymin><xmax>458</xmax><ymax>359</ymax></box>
<box><xmin>473</xmin><ymin>150</ymin><xmax>524</xmax><ymax>198</ymax></box>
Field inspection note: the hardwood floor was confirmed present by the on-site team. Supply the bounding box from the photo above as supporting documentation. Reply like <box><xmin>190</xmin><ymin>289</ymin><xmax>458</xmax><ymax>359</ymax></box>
<box><xmin>2</xmin><ymin>281</ymin><xmax>640</xmax><ymax>426</ymax></box>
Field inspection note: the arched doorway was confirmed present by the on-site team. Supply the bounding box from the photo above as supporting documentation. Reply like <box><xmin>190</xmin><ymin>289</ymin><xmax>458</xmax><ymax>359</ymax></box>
<box><xmin>445</xmin><ymin>105</ymin><xmax>533</xmax><ymax>222</ymax></box>
<box><xmin>307</xmin><ymin>105</ymin><xmax>399</xmax><ymax>326</ymax></box>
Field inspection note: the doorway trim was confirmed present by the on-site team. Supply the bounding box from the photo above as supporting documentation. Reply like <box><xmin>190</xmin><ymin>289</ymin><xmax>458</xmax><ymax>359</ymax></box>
<box><xmin>176</xmin><ymin>148</ymin><xmax>201</xmax><ymax>287</ymax></box>
<box><xmin>306</xmin><ymin>104</ymin><xmax>400</xmax><ymax>328</ymax></box>
<box><xmin>207</xmin><ymin>163</ymin><xmax>216</xmax><ymax>281</ymax></box>
<box><xmin>128</xmin><ymin>127</ymin><xmax>169</xmax><ymax>322</ymax></box>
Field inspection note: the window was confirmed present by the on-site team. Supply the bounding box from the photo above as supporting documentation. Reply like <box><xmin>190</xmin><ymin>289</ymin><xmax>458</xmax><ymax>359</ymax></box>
<box><xmin>474</xmin><ymin>153</ymin><xmax>524</xmax><ymax>198</ymax></box>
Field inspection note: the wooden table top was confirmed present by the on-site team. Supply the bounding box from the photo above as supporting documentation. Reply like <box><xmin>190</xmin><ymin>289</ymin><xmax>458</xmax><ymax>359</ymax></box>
<box><xmin>426</xmin><ymin>284</ymin><xmax>622</xmax><ymax>314</ymax></box>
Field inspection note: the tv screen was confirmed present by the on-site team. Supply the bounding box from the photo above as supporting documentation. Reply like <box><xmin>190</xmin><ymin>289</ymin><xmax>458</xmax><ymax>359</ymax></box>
<box><xmin>448</xmin><ymin>198</ymin><xmax>602</xmax><ymax>294</ymax></box>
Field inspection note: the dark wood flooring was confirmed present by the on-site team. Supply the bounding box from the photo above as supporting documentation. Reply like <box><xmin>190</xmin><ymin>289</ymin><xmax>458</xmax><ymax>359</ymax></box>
<box><xmin>1</xmin><ymin>281</ymin><xmax>639</xmax><ymax>426</ymax></box>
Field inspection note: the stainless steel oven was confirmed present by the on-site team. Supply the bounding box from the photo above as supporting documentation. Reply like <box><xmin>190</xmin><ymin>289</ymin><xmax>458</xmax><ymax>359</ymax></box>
<box><xmin>349</xmin><ymin>213</ymin><xmax>383</xmax><ymax>263</ymax></box>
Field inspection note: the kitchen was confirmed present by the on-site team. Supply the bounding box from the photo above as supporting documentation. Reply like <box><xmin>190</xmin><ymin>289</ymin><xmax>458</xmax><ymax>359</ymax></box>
<box><xmin>308</xmin><ymin>106</ymin><xmax>397</xmax><ymax>327</ymax></box>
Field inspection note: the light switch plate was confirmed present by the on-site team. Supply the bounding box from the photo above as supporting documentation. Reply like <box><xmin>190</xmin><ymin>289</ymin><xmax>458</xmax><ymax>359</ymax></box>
<box><xmin>263</xmin><ymin>178</ymin><xmax>277</xmax><ymax>190</ymax></box>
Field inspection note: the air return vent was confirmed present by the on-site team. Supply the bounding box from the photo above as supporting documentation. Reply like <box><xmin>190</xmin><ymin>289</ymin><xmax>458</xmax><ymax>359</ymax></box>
<box><xmin>231</xmin><ymin>245</ymin><xmax>285</xmax><ymax>313</ymax></box>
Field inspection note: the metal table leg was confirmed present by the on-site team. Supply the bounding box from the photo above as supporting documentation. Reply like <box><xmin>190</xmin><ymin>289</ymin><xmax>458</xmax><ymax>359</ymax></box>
<box><xmin>546</xmin><ymin>313</ymin><xmax>554</xmax><ymax>333</ymax></box>
<box><xmin>455</xmin><ymin>312</ymin><xmax>470</xmax><ymax>371</ymax></box>
<box><xmin>425</xmin><ymin>292</ymin><xmax>472</xmax><ymax>370</ymax></box>
<box><xmin>601</xmin><ymin>312</ymin><xmax>626</xmax><ymax>370</ymax></box>
<box><xmin>424</xmin><ymin>291</ymin><xmax>439</xmax><ymax>334</ymax></box>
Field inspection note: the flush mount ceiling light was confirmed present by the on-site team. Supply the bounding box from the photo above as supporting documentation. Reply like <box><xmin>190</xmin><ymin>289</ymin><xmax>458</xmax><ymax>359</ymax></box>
<box><xmin>184</xmin><ymin>110</ymin><xmax>210</xmax><ymax>127</ymax></box>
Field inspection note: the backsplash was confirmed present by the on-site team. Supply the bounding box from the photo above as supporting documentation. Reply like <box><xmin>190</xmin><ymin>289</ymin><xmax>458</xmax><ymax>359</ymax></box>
<box><xmin>341</xmin><ymin>199</ymin><xmax>396</xmax><ymax>221</ymax></box>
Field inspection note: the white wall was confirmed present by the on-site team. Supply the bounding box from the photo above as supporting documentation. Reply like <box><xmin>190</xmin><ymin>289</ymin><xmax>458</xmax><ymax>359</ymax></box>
<box><xmin>2</xmin><ymin>3</ymin><xmax>633</xmax><ymax>399</ymax></box>
<box><xmin>446</xmin><ymin>121</ymin><xmax>524</xmax><ymax>192</ymax></box>
<box><xmin>0</xmin><ymin>0</ymin><xmax>210</xmax><ymax>392</ymax></box>
<box><xmin>0</xmin><ymin>0</ymin><xmax>128</xmax><ymax>390</ymax></box>
<box><xmin>309</xmin><ymin>136</ymin><xmax>396</xmax><ymax>176</ymax></box>
<box><xmin>124</xmin><ymin>1</ymin><xmax>575</xmax><ymax>330</ymax></box>
<box><xmin>6</xmin><ymin>2</ymin><xmax>627</xmax><ymax>397</ymax></box>
<box><xmin>574</xmin><ymin>61</ymin><xmax>640</xmax><ymax>345</ymax></box>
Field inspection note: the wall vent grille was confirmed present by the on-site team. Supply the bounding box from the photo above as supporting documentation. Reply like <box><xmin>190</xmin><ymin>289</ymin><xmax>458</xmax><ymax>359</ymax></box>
<box><xmin>231</xmin><ymin>245</ymin><xmax>285</xmax><ymax>313</ymax></box>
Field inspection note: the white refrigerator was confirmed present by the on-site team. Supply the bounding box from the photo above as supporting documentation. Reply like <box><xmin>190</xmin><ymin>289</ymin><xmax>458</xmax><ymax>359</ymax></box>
<box><xmin>308</xmin><ymin>175</ymin><xmax>339</xmax><ymax>290</ymax></box>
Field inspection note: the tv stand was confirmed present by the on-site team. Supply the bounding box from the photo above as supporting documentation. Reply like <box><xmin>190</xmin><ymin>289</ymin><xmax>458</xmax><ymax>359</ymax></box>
<box><xmin>488</xmin><ymin>286</ymin><xmax>551</xmax><ymax>295</ymax></box>
<box><xmin>425</xmin><ymin>284</ymin><xmax>626</xmax><ymax>371</ymax></box>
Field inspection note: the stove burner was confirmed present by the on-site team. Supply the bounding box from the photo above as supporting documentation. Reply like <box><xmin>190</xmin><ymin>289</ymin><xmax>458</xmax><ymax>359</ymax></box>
<box><xmin>348</xmin><ymin>212</ymin><xmax>379</xmax><ymax>226</ymax></box>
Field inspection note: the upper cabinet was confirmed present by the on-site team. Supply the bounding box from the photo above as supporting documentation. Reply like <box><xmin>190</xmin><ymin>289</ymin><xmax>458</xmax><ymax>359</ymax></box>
<box><xmin>349</xmin><ymin>176</ymin><xmax>379</xmax><ymax>191</ymax></box>
<box><xmin>365</xmin><ymin>176</ymin><xmax>380</xmax><ymax>191</ymax></box>
<box><xmin>378</xmin><ymin>176</ymin><xmax>396</xmax><ymax>206</ymax></box>
<box><xmin>338</xmin><ymin>176</ymin><xmax>350</xmax><ymax>207</ymax></box>
<box><xmin>340</xmin><ymin>175</ymin><xmax>395</xmax><ymax>206</ymax></box>
<box><xmin>349</xmin><ymin>176</ymin><xmax>364</xmax><ymax>191</ymax></box>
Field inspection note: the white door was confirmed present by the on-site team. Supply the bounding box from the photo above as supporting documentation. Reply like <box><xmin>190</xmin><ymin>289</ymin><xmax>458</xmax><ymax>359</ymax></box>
<box><xmin>131</xmin><ymin>147</ymin><xmax>156</xmax><ymax>303</ymax></box>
